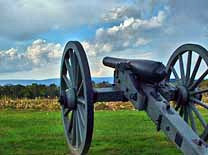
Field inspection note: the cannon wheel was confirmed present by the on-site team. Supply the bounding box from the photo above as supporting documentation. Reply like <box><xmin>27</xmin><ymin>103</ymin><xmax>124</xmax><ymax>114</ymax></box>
<box><xmin>60</xmin><ymin>41</ymin><xmax>94</xmax><ymax>154</ymax></box>
<box><xmin>166</xmin><ymin>44</ymin><xmax>208</xmax><ymax>140</ymax></box>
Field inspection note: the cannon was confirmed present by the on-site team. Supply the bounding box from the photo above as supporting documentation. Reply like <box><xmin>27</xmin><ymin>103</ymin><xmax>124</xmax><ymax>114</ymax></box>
<box><xmin>59</xmin><ymin>41</ymin><xmax>208</xmax><ymax>155</ymax></box>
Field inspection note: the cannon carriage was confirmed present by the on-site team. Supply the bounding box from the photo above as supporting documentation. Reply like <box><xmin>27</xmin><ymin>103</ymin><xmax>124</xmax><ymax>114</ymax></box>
<box><xmin>59</xmin><ymin>41</ymin><xmax>208</xmax><ymax>155</ymax></box>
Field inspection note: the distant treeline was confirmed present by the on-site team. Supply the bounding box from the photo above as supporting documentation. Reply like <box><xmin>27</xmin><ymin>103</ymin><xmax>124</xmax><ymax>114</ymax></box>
<box><xmin>0</xmin><ymin>84</ymin><xmax>59</xmax><ymax>99</ymax></box>
<box><xmin>0</xmin><ymin>81</ymin><xmax>112</xmax><ymax>99</ymax></box>
<box><xmin>1</xmin><ymin>79</ymin><xmax>208</xmax><ymax>99</ymax></box>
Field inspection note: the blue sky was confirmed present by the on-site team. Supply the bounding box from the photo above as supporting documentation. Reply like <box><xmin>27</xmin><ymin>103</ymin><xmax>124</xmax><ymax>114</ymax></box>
<box><xmin>0</xmin><ymin>0</ymin><xmax>208</xmax><ymax>79</ymax></box>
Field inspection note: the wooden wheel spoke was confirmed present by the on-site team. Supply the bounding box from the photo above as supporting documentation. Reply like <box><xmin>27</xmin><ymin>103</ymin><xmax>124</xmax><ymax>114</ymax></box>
<box><xmin>76</xmin><ymin>109</ymin><xmax>84</xmax><ymax>142</ymax></box>
<box><xmin>189</xmin><ymin>69</ymin><xmax>208</xmax><ymax>90</ymax></box>
<box><xmin>187</xmin><ymin>104</ymin><xmax>197</xmax><ymax>133</ymax></box>
<box><xmin>64</xmin><ymin>117</ymin><xmax>69</xmax><ymax>130</ymax></box>
<box><xmin>190</xmin><ymin>97</ymin><xmax>208</xmax><ymax>109</ymax></box>
<box><xmin>75</xmin><ymin>111</ymin><xmax>80</xmax><ymax>147</ymax></box>
<box><xmin>201</xmin><ymin>125</ymin><xmax>208</xmax><ymax>140</ymax></box>
<box><xmin>179</xmin><ymin>106</ymin><xmax>184</xmax><ymax>117</ymax></box>
<box><xmin>62</xmin><ymin>74</ymin><xmax>72</xmax><ymax>88</ymax></box>
<box><xmin>179</xmin><ymin>54</ymin><xmax>185</xmax><ymax>82</ymax></box>
<box><xmin>190</xmin><ymin>88</ymin><xmax>208</xmax><ymax>95</ymax></box>
<box><xmin>77</xmin><ymin>80</ymin><xmax>83</xmax><ymax>96</ymax></box>
<box><xmin>77</xmin><ymin>97</ymin><xmax>86</xmax><ymax>105</ymax></box>
<box><xmin>186</xmin><ymin>51</ymin><xmax>192</xmax><ymax>82</ymax></box>
<box><xmin>184</xmin><ymin>106</ymin><xmax>189</xmax><ymax>123</ymax></box>
<box><xmin>172</xmin><ymin>67</ymin><xmax>180</xmax><ymax>81</ymax></box>
<box><xmin>75</xmin><ymin>64</ymin><xmax>80</xmax><ymax>88</ymax></box>
<box><xmin>64</xmin><ymin>108</ymin><xmax>71</xmax><ymax>116</ymax></box>
<box><xmin>65</xmin><ymin>59</ymin><xmax>72</xmax><ymax>76</ymax></box>
<box><xmin>65</xmin><ymin>59</ymin><xmax>74</xmax><ymax>86</ymax></box>
<box><xmin>66</xmin><ymin>111</ymin><xmax>73</xmax><ymax>133</ymax></box>
<box><xmin>77</xmin><ymin>104</ymin><xmax>85</xmax><ymax>128</ymax></box>
<box><xmin>72</xmin><ymin>111</ymin><xmax>77</xmax><ymax>146</ymax></box>
<box><xmin>71</xmin><ymin>52</ymin><xmax>77</xmax><ymax>79</ymax></box>
<box><xmin>190</xmin><ymin>103</ymin><xmax>207</xmax><ymax>128</ymax></box>
<box><xmin>188</xmin><ymin>56</ymin><xmax>202</xmax><ymax>86</ymax></box>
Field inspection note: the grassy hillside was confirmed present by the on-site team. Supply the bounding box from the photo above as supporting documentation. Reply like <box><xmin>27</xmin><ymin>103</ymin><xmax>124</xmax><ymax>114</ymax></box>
<box><xmin>0</xmin><ymin>110</ymin><xmax>181</xmax><ymax>155</ymax></box>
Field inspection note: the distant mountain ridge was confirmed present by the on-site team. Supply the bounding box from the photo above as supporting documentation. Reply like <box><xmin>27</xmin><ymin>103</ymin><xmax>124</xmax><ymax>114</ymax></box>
<box><xmin>0</xmin><ymin>77</ymin><xmax>113</xmax><ymax>86</ymax></box>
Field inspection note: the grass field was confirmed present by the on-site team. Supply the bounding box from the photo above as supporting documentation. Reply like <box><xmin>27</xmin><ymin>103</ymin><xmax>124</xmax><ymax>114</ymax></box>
<box><xmin>0</xmin><ymin>109</ymin><xmax>182</xmax><ymax>155</ymax></box>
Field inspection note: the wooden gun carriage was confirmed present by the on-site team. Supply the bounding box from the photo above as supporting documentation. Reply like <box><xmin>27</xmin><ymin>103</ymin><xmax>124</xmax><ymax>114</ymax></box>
<box><xmin>59</xmin><ymin>41</ymin><xmax>208</xmax><ymax>155</ymax></box>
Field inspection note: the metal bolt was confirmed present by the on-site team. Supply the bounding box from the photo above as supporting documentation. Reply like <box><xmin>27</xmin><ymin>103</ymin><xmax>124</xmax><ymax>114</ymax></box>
<box><xmin>166</xmin><ymin>104</ymin><xmax>170</xmax><ymax>110</ymax></box>
<box><xmin>198</xmin><ymin>140</ymin><xmax>202</xmax><ymax>146</ymax></box>
<box><xmin>156</xmin><ymin>115</ymin><xmax>163</xmax><ymax>131</ymax></box>
<box><xmin>130</xmin><ymin>93</ymin><xmax>137</xmax><ymax>101</ymax></box>
<box><xmin>166</xmin><ymin>126</ymin><xmax>170</xmax><ymax>131</ymax></box>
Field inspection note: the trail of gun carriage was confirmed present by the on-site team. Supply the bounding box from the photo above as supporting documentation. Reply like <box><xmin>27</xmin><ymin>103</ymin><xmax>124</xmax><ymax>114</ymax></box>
<box><xmin>1</xmin><ymin>41</ymin><xmax>208</xmax><ymax>155</ymax></box>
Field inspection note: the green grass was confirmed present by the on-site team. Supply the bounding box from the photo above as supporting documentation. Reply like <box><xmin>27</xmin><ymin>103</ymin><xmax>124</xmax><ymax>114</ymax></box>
<box><xmin>0</xmin><ymin>110</ymin><xmax>181</xmax><ymax>155</ymax></box>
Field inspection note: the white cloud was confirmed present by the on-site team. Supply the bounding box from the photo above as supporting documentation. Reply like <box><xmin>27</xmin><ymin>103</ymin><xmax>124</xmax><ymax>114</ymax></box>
<box><xmin>83</xmin><ymin>10</ymin><xmax>166</xmax><ymax>57</ymax></box>
<box><xmin>0</xmin><ymin>39</ymin><xmax>62</xmax><ymax>73</ymax></box>
<box><xmin>0</xmin><ymin>0</ymin><xmax>122</xmax><ymax>40</ymax></box>
<box><xmin>26</xmin><ymin>39</ymin><xmax>62</xmax><ymax>65</ymax></box>
<box><xmin>102</xmin><ymin>5</ymin><xmax>141</xmax><ymax>22</ymax></box>
<box><xmin>135</xmin><ymin>38</ymin><xmax>150</xmax><ymax>46</ymax></box>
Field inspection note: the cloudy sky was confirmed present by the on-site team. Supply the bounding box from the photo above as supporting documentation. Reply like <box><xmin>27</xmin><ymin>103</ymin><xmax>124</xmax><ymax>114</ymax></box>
<box><xmin>0</xmin><ymin>0</ymin><xmax>208</xmax><ymax>79</ymax></box>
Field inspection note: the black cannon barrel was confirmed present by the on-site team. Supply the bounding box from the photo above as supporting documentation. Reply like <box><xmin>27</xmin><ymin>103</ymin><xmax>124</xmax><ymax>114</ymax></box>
<box><xmin>103</xmin><ymin>56</ymin><xmax>167</xmax><ymax>83</ymax></box>
<box><xmin>103</xmin><ymin>57</ymin><xmax>129</xmax><ymax>68</ymax></box>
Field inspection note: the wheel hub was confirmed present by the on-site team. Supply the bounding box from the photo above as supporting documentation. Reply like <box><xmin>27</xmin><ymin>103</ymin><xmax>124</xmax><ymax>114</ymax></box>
<box><xmin>62</xmin><ymin>88</ymin><xmax>77</xmax><ymax>110</ymax></box>
<box><xmin>176</xmin><ymin>85</ymin><xmax>189</xmax><ymax>106</ymax></box>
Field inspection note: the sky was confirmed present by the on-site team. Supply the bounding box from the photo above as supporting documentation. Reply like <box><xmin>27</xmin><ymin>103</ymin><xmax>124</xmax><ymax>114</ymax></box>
<box><xmin>0</xmin><ymin>0</ymin><xmax>208</xmax><ymax>79</ymax></box>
